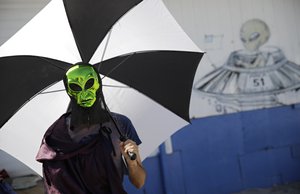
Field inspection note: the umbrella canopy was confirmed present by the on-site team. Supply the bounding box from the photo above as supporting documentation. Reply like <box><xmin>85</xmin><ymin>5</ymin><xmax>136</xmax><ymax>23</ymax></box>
<box><xmin>0</xmin><ymin>0</ymin><xmax>203</xmax><ymax>175</ymax></box>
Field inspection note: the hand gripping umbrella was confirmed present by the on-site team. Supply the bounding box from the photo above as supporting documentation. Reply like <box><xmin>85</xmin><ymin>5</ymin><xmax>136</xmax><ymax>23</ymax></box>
<box><xmin>0</xmin><ymin>0</ymin><xmax>203</xmax><ymax>175</ymax></box>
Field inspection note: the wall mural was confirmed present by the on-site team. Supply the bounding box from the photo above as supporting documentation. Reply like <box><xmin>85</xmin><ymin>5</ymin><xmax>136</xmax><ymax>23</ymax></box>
<box><xmin>191</xmin><ymin>18</ymin><xmax>300</xmax><ymax>118</ymax></box>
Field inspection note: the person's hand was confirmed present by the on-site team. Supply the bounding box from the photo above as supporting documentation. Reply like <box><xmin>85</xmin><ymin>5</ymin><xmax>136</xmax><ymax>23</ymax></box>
<box><xmin>120</xmin><ymin>139</ymin><xmax>139</xmax><ymax>162</ymax></box>
<box><xmin>120</xmin><ymin>139</ymin><xmax>146</xmax><ymax>188</ymax></box>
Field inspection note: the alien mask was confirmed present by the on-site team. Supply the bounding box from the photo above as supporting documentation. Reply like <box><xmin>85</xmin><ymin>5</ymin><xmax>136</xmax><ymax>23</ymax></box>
<box><xmin>65</xmin><ymin>64</ymin><xmax>100</xmax><ymax>108</ymax></box>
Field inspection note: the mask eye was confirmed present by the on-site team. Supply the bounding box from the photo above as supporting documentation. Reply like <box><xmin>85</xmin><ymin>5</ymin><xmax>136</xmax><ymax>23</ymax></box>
<box><xmin>85</xmin><ymin>78</ymin><xmax>95</xmax><ymax>89</ymax></box>
<box><xmin>69</xmin><ymin>83</ymin><xmax>82</xmax><ymax>91</ymax></box>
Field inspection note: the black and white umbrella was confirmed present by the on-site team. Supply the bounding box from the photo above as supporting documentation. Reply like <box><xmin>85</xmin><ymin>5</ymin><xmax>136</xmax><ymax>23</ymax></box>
<box><xmin>0</xmin><ymin>0</ymin><xmax>203</xmax><ymax>175</ymax></box>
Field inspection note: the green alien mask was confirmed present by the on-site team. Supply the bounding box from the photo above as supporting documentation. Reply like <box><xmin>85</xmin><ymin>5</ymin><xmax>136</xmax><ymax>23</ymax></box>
<box><xmin>65</xmin><ymin>64</ymin><xmax>100</xmax><ymax>108</ymax></box>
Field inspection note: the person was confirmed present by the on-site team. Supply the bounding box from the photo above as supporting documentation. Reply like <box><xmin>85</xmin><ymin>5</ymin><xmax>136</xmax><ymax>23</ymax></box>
<box><xmin>0</xmin><ymin>170</ymin><xmax>16</xmax><ymax>194</ymax></box>
<box><xmin>36</xmin><ymin>63</ymin><xmax>146</xmax><ymax>194</ymax></box>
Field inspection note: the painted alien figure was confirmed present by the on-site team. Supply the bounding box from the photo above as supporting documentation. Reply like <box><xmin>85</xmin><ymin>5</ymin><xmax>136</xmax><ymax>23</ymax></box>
<box><xmin>194</xmin><ymin>18</ymin><xmax>300</xmax><ymax>113</ymax></box>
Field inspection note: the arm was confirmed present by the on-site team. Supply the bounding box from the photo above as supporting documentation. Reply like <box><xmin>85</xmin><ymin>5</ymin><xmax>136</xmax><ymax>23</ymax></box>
<box><xmin>120</xmin><ymin>139</ymin><xmax>146</xmax><ymax>189</ymax></box>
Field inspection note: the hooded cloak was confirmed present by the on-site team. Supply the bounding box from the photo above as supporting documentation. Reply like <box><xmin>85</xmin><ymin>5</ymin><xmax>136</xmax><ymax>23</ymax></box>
<box><xmin>36</xmin><ymin>112</ymin><xmax>141</xmax><ymax>194</ymax></box>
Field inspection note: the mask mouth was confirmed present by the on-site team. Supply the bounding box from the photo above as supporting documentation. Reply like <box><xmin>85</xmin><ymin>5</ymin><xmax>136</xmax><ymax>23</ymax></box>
<box><xmin>79</xmin><ymin>98</ymin><xmax>94</xmax><ymax>107</ymax></box>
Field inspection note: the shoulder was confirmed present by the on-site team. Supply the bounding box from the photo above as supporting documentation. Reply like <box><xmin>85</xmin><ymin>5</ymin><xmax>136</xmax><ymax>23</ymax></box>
<box><xmin>110</xmin><ymin>112</ymin><xmax>142</xmax><ymax>145</ymax></box>
<box><xmin>44</xmin><ymin>112</ymin><xmax>70</xmax><ymax>136</ymax></box>
<box><xmin>111</xmin><ymin>112</ymin><xmax>132</xmax><ymax>125</ymax></box>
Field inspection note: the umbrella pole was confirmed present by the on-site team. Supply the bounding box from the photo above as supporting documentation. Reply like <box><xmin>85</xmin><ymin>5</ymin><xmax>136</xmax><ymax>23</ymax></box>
<box><xmin>95</xmin><ymin>28</ymin><xmax>135</xmax><ymax>154</ymax></box>
<box><xmin>107</xmin><ymin>111</ymin><xmax>137</xmax><ymax>160</ymax></box>
<box><xmin>102</xmin><ymin>95</ymin><xmax>137</xmax><ymax>160</ymax></box>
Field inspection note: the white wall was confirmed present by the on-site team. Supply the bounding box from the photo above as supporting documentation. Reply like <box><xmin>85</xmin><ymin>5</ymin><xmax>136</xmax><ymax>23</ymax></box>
<box><xmin>163</xmin><ymin>0</ymin><xmax>300</xmax><ymax>67</ymax></box>
<box><xmin>0</xmin><ymin>0</ymin><xmax>50</xmax><ymax>46</ymax></box>
<box><xmin>163</xmin><ymin>0</ymin><xmax>300</xmax><ymax>118</ymax></box>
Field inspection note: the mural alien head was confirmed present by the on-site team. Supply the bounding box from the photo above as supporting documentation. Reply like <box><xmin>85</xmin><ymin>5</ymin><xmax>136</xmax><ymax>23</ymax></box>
<box><xmin>240</xmin><ymin>19</ymin><xmax>270</xmax><ymax>52</ymax></box>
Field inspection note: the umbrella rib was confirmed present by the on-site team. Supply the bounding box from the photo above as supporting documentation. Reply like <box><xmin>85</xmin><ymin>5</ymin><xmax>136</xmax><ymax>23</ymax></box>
<box><xmin>38</xmin><ymin>56</ymin><xmax>68</xmax><ymax>71</ymax></box>
<box><xmin>39</xmin><ymin>84</ymin><xmax>130</xmax><ymax>95</ymax></box>
<box><xmin>40</xmin><ymin>89</ymin><xmax>66</xmax><ymax>94</ymax></box>
<box><xmin>102</xmin><ymin>84</ymin><xmax>130</xmax><ymax>88</ymax></box>
<box><xmin>97</xmin><ymin>29</ymin><xmax>113</xmax><ymax>72</ymax></box>
<box><xmin>101</xmin><ymin>52</ymin><xmax>135</xmax><ymax>80</ymax></box>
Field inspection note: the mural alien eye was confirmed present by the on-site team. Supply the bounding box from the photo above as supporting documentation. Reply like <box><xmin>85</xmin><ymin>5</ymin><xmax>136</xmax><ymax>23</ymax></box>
<box><xmin>85</xmin><ymin>78</ymin><xmax>95</xmax><ymax>89</ymax></box>
<box><xmin>241</xmin><ymin>37</ymin><xmax>247</xmax><ymax>43</ymax></box>
<box><xmin>69</xmin><ymin>83</ymin><xmax>82</xmax><ymax>91</ymax></box>
<box><xmin>249</xmin><ymin>32</ymin><xmax>260</xmax><ymax>42</ymax></box>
